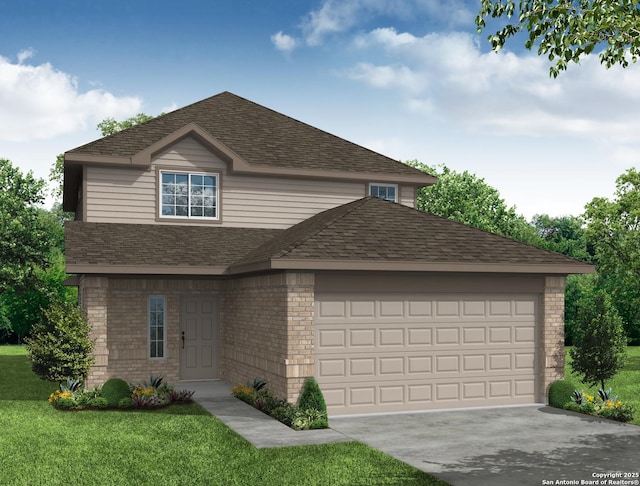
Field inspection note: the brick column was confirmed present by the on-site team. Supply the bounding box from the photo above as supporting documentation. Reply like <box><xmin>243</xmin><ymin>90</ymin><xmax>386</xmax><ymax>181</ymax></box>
<box><xmin>284</xmin><ymin>272</ymin><xmax>315</xmax><ymax>403</ymax></box>
<box><xmin>540</xmin><ymin>275</ymin><xmax>567</xmax><ymax>402</ymax></box>
<box><xmin>80</xmin><ymin>276</ymin><xmax>109</xmax><ymax>387</ymax></box>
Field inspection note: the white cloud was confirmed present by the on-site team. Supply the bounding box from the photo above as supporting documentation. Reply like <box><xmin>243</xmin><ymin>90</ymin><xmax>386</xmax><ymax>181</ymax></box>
<box><xmin>17</xmin><ymin>48</ymin><xmax>35</xmax><ymax>64</ymax></box>
<box><xmin>297</xmin><ymin>0</ymin><xmax>472</xmax><ymax>47</ymax></box>
<box><xmin>0</xmin><ymin>53</ymin><xmax>142</xmax><ymax>142</ymax></box>
<box><xmin>271</xmin><ymin>31</ymin><xmax>298</xmax><ymax>53</ymax></box>
<box><xmin>348</xmin><ymin>28</ymin><xmax>640</xmax><ymax>143</ymax></box>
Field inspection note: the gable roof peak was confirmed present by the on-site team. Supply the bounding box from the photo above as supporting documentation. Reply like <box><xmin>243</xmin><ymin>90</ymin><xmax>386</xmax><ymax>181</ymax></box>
<box><xmin>65</xmin><ymin>91</ymin><xmax>435</xmax><ymax>180</ymax></box>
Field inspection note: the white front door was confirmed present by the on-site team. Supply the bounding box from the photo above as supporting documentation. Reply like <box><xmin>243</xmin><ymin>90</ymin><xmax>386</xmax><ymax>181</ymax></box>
<box><xmin>180</xmin><ymin>295</ymin><xmax>219</xmax><ymax>380</ymax></box>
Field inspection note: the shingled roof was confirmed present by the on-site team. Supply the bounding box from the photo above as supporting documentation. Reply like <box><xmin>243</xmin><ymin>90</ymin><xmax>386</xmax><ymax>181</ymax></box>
<box><xmin>65</xmin><ymin>222</ymin><xmax>280</xmax><ymax>275</ymax></box>
<box><xmin>66</xmin><ymin>199</ymin><xmax>593</xmax><ymax>276</ymax></box>
<box><xmin>230</xmin><ymin>197</ymin><xmax>594</xmax><ymax>274</ymax></box>
<box><xmin>66</xmin><ymin>91</ymin><xmax>424</xmax><ymax>177</ymax></box>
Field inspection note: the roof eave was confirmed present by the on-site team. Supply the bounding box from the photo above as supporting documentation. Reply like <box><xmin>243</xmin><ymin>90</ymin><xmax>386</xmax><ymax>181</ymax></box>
<box><xmin>66</xmin><ymin>264</ymin><xmax>228</xmax><ymax>276</ymax></box>
<box><xmin>230</xmin><ymin>259</ymin><xmax>595</xmax><ymax>275</ymax></box>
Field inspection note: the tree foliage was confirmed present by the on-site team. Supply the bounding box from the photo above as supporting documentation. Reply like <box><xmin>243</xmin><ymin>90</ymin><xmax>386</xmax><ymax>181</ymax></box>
<box><xmin>97</xmin><ymin>113</ymin><xmax>155</xmax><ymax>137</ymax></box>
<box><xmin>0</xmin><ymin>159</ymin><xmax>55</xmax><ymax>294</ymax></box>
<box><xmin>25</xmin><ymin>300</ymin><xmax>94</xmax><ymax>382</ymax></box>
<box><xmin>583</xmin><ymin>168</ymin><xmax>640</xmax><ymax>343</ymax></box>
<box><xmin>406</xmin><ymin>160</ymin><xmax>539</xmax><ymax>244</ymax></box>
<box><xmin>569</xmin><ymin>289</ymin><xmax>627</xmax><ymax>390</ymax></box>
<box><xmin>476</xmin><ymin>0</ymin><xmax>640</xmax><ymax>76</ymax></box>
<box><xmin>531</xmin><ymin>214</ymin><xmax>592</xmax><ymax>261</ymax></box>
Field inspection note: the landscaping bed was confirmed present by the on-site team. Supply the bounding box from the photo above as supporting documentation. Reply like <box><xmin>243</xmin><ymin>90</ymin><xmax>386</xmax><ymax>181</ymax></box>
<box><xmin>48</xmin><ymin>375</ymin><xmax>195</xmax><ymax>411</ymax></box>
<box><xmin>231</xmin><ymin>377</ymin><xmax>329</xmax><ymax>431</ymax></box>
<box><xmin>549</xmin><ymin>346</ymin><xmax>640</xmax><ymax>425</ymax></box>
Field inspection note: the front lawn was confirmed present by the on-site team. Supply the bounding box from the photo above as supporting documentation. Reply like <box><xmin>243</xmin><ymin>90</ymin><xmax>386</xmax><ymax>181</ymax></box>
<box><xmin>564</xmin><ymin>346</ymin><xmax>640</xmax><ymax>425</ymax></box>
<box><xmin>0</xmin><ymin>346</ymin><xmax>448</xmax><ymax>486</ymax></box>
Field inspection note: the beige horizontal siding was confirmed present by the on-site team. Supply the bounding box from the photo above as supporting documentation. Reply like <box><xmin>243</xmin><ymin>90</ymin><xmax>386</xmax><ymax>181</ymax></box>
<box><xmin>84</xmin><ymin>136</ymin><xmax>418</xmax><ymax>227</ymax></box>
<box><xmin>400</xmin><ymin>186</ymin><xmax>415</xmax><ymax>207</ymax></box>
<box><xmin>154</xmin><ymin>137</ymin><xmax>228</xmax><ymax>170</ymax></box>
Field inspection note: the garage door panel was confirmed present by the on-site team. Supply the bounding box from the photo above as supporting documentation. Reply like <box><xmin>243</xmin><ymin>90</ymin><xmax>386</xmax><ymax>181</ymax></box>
<box><xmin>462</xmin><ymin>301</ymin><xmax>486</xmax><ymax>317</ymax></box>
<box><xmin>318</xmin><ymin>358</ymin><xmax>345</xmax><ymax>378</ymax></box>
<box><xmin>316</xmin><ymin>293</ymin><xmax>538</xmax><ymax>415</ymax></box>
<box><xmin>463</xmin><ymin>327</ymin><xmax>486</xmax><ymax>344</ymax></box>
<box><xmin>350</xmin><ymin>358</ymin><xmax>375</xmax><ymax>376</ymax></box>
<box><xmin>379</xmin><ymin>328</ymin><xmax>404</xmax><ymax>345</ymax></box>
<box><xmin>408</xmin><ymin>328</ymin><xmax>431</xmax><ymax>345</ymax></box>
<box><xmin>379</xmin><ymin>385</ymin><xmax>404</xmax><ymax>404</ymax></box>
<box><xmin>322</xmin><ymin>377</ymin><xmax>536</xmax><ymax>414</ymax></box>
<box><xmin>350</xmin><ymin>300</ymin><xmax>375</xmax><ymax>317</ymax></box>
<box><xmin>350</xmin><ymin>329</ymin><xmax>375</xmax><ymax>347</ymax></box>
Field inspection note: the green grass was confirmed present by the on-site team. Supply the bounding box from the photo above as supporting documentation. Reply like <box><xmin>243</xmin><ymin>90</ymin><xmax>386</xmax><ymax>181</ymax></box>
<box><xmin>0</xmin><ymin>346</ymin><xmax>448</xmax><ymax>486</ymax></box>
<box><xmin>564</xmin><ymin>346</ymin><xmax>640</xmax><ymax>425</ymax></box>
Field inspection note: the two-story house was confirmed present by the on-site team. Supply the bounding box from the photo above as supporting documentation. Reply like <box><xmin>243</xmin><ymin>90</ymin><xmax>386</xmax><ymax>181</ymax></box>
<box><xmin>63</xmin><ymin>91</ymin><xmax>592</xmax><ymax>415</ymax></box>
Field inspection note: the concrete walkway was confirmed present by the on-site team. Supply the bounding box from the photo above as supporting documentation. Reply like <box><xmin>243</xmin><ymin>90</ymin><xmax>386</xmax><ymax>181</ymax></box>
<box><xmin>184</xmin><ymin>380</ymin><xmax>350</xmax><ymax>448</ymax></box>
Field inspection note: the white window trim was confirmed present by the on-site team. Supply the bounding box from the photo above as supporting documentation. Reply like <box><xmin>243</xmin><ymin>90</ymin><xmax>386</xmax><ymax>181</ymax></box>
<box><xmin>148</xmin><ymin>295</ymin><xmax>166</xmax><ymax>360</ymax></box>
<box><xmin>159</xmin><ymin>170</ymin><xmax>219</xmax><ymax>220</ymax></box>
<box><xmin>369</xmin><ymin>182</ymin><xmax>398</xmax><ymax>203</ymax></box>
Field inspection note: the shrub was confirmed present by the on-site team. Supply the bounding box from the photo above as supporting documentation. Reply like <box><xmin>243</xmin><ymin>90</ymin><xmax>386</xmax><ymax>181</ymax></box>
<box><xmin>563</xmin><ymin>388</ymin><xmax>634</xmax><ymax>423</ymax></box>
<box><xmin>599</xmin><ymin>401</ymin><xmax>635</xmax><ymax>422</ymax></box>
<box><xmin>118</xmin><ymin>397</ymin><xmax>134</xmax><ymax>409</ymax></box>
<box><xmin>101</xmin><ymin>378</ymin><xmax>131</xmax><ymax>407</ymax></box>
<box><xmin>247</xmin><ymin>377</ymin><xmax>267</xmax><ymax>392</ymax></box>
<box><xmin>25</xmin><ymin>300</ymin><xmax>95</xmax><ymax>382</ymax></box>
<box><xmin>55</xmin><ymin>397</ymin><xmax>76</xmax><ymax>409</ymax></box>
<box><xmin>89</xmin><ymin>397</ymin><xmax>109</xmax><ymax>409</ymax></box>
<box><xmin>548</xmin><ymin>380</ymin><xmax>576</xmax><ymax>408</ymax></box>
<box><xmin>167</xmin><ymin>389</ymin><xmax>195</xmax><ymax>403</ymax></box>
<box><xmin>271</xmin><ymin>404</ymin><xmax>295</xmax><ymax>426</ymax></box>
<box><xmin>254</xmin><ymin>389</ymin><xmax>285</xmax><ymax>414</ymax></box>
<box><xmin>291</xmin><ymin>408</ymin><xmax>328</xmax><ymax>431</ymax></box>
<box><xmin>231</xmin><ymin>384</ymin><xmax>255</xmax><ymax>405</ymax></box>
<box><xmin>297</xmin><ymin>377</ymin><xmax>327</xmax><ymax>416</ymax></box>
<box><xmin>131</xmin><ymin>394</ymin><xmax>161</xmax><ymax>408</ymax></box>
<box><xmin>143</xmin><ymin>374</ymin><xmax>163</xmax><ymax>389</ymax></box>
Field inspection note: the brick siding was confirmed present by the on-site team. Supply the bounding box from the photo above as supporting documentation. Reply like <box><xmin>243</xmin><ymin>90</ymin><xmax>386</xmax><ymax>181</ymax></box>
<box><xmin>540</xmin><ymin>275</ymin><xmax>567</xmax><ymax>401</ymax></box>
<box><xmin>222</xmin><ymin>271</ymin><xmax>315</xmax><ymax>403</ymax></box>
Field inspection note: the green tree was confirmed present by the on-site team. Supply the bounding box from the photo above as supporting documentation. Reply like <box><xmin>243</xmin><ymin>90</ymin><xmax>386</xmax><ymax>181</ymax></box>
<box><xmin>48</xmin><ymin>154</ymin><xmax>65</xmax><ymax>201</ymax></box>
<box><xmin>531</xmin><ymin>214</ymin><xmax>592</xmax><ymax>261</ymax></box>
<box><xmin>406</xmin><ymin>160</ymin><xmax>540</xmax><ymax>244</ymax></box>
<box><xmin>476</xmin><ymin>0</ymin><xmax>640</xmax><ymax>77</ymax></box>
<box><xmin>25</xmin><ymin>300</ymin><xmax>95</xmax><ymax>382</ymax></box>
<box><xmin>97</xmin><ymin>113</ymin><xmax>155</xmax><ymax>137</ymax></box>
<box><xmin>0</xmin><ymin>159</ymin><xmax>54</xmax><ymax>293</ymax></box>
<box><xmin>583</xmin><ymin>168</ymin><xmax>640</xmax><ymax>343</ymax></box>
<box><xmin>564</xmin><ymin>273</ymin><xmax>597</xmax><ymax>345</ymax></box>
<box><xmin>569</xmin><ymin>289</ymin><xmax>627</xmax><ymax>390</ymax></box>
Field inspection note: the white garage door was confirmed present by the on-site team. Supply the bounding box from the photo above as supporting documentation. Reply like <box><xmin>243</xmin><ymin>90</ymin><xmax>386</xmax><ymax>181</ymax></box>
<box><xmin>315</xmin><ymin>293</ymin><xmax>538</xmax><ymax>415</ymax></box>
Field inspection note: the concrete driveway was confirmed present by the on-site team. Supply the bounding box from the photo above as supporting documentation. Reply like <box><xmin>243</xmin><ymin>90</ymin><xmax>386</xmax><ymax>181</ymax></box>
<box><xmin>330</xmin><ymin>405</ymin><xmax>640</xmax><ymax>486</ymax></box>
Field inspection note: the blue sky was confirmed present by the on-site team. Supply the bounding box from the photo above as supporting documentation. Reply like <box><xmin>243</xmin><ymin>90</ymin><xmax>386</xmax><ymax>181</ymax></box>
<box><xmin>2</xmin><ymin>0</ymin><xmax>639</xmax><ymax>218</ymax></box>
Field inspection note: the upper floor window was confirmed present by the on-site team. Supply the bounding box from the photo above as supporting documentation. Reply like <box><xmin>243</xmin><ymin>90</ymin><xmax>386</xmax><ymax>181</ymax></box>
<box><xmin>160</xmin><ymin>171</ymin><xmax>218</xmax><ymax>219</ymax></box>
<box><xmin>369</xmin><ymin>183</ymin><xmax>398</xmax><ymax>203</ymax></box>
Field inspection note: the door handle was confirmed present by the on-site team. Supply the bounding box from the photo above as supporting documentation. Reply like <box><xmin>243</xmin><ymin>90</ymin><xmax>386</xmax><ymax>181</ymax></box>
<box><xmin>181</xmin><ymin>331</ymin><xmax>185</xmax><ymax>349</ymax></box>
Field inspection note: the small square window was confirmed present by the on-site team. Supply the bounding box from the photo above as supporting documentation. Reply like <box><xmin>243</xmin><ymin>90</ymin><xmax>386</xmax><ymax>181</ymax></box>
<box><xmin>369</xmin><ymin>183</ymin><xmax>398</xmax><ymax>202</ymax></box>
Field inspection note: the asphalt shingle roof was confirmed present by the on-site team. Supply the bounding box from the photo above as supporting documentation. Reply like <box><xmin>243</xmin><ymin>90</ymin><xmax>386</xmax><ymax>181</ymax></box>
<box><xmin>65</xmin><ymin>222</ymin><xmax>280</xmax><ymax>269</ymax></box>
<box><xmin>67</xmin><ymin>91</ymin><xmax>423</xmax><ymax>177</ymax></box>
<box><xmin>232</xmin><ymin>197</ymin><xmax>592</xmax><ymax>270</ymax></box>
<box><xmin>66</xmin><ymin>198</ymin><xmax>593</xmax><ymax>274</ymax></box>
